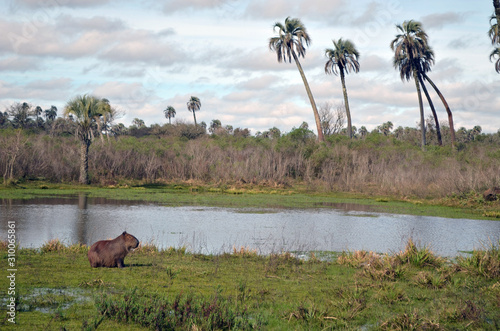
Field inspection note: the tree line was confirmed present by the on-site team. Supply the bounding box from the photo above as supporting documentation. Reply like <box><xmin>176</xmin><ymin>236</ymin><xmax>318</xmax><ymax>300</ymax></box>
<box><xmin>1</xmin><ymin>123</ymin><xmax>499</xmax><ymax>197</ymax></box>
<box><xmin>0</xmin><ymin>92</ymin><xmax>496</xmax><ymax>188</ymax></box>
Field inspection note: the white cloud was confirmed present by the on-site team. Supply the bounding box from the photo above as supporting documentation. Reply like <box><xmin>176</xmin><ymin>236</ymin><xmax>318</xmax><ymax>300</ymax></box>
<box><xmin>421</xmin><ymin>12</ymin><xmax>464</xmax><ymax>30</ymax></box>
<box><xmin>0</xmin><ymin>0</ymin><xmax>498</xmax><ymax>134</ymax></box>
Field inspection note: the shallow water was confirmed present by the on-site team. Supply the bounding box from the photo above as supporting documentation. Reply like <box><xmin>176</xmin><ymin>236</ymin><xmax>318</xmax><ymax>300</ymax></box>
<box><xmin>1</xmin><ymin>196</ymin><xmax>499</xmax><ymax>256</ymax></box>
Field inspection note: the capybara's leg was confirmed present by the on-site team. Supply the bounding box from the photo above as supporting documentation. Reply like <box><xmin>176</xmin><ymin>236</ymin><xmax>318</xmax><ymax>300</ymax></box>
<box><xmin>117</xmin><ymin>258</ymin><xmax>125</xmax><ymax>268</ymax></box>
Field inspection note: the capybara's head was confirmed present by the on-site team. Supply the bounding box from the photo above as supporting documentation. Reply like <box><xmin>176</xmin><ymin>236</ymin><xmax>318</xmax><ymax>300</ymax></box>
<box><xmin>122</xmin><ymin>231</ymin><xmax>139</xmax><ymax>251</ymax></box>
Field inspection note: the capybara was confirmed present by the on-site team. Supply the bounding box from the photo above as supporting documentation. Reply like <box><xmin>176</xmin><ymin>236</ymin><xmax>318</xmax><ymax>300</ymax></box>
<box><xmin>88</xmin><ymin>231</ymin><xmax>139</xmax><ymax>268</ymax></box>
<box><xmin>483</xmin><ymin>187</ymin><xmax>500</xmax><ymax>201</ymax></box>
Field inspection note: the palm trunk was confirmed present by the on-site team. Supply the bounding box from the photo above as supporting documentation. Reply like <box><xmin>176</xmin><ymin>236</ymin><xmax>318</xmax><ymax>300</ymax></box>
<box><xmin>413</xmin><ymin>70</ymin><xmax>426</xmax><ymax>150</ymax></box>
<box><xmin>423</xmin><ymin>74</ymin><xmax>456</xmax><ymax>147</ymax></box>
<box><xmin>339</xmin><ymin>69</ymin><xmax>353</xmax><ymax>139</ymax></box>
<box><xmin>96</xmin><ymin>120</ymin><xmax>104</xmax><ymax>144</ymax></box>
<box><xmin>80</xmin><ymin>139</ymin><xmax>91</xmax><ymax>185</ymax></box>
<box><xmin>192</xmin><ymin>111</ymin><xmax>197</xmax><ymax>126</ymax></box>
<box><xmin>418</xmin><ymin>75</ymin><xmax>442</xmax><ymax>146</ymax></box>
<box><xmin>292</xmin><ymin>51</ymin><xmax>325</xmax><ymax>142</ymax></box>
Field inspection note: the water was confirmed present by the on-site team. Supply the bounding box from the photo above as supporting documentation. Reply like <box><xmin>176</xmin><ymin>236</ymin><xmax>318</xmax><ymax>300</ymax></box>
<box><xmin>1</xmin><ymin>196</ymin><xmax>499</xmax><ymax>257</ymax></box>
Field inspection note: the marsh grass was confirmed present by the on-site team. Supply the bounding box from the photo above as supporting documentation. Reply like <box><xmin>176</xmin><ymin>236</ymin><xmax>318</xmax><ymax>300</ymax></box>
<box><xmin>394</xmin><ymin>238</ymin><xmax>444</xmax><ymax>268</ymax></box>
<box><xmin>1</xmin><ymin>239</ymin><xmax>499</xmax><ymax>330</ymax></box>
<box><xmin>457</xmin><ymin>239</ymin><xmax>500</xmax><ymax>279</ymax></box>
<box><xmin>40</xmin><ymin>240</ymin><xmax>88</xmax><ymax>254</ymax></box>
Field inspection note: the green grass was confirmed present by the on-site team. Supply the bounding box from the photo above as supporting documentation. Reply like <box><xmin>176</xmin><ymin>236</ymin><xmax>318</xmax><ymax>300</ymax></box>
<box><xmin>1</xmin><ymin>241</ymin><xmax>499</xmax><ymax>330</ymax></box>
<box><xmin>1</xmin><ymin>180</ymin><xmax>498</xmax><ymax>220</ymax></box>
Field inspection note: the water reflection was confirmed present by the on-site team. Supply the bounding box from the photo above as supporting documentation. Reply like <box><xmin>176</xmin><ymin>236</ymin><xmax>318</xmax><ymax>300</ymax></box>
<box><xmin>1</xmin><ymin>197</ymin><xmax>499</xmax><ymax>257</ymax></box>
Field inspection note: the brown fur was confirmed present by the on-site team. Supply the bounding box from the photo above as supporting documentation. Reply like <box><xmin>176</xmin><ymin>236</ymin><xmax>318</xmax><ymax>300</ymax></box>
<box><xmin>88</xmin><ymin>231</ymin><xmax>139</xmax><ymax>268</ymax></box>
<box><xmin>483</xmin><ymin>187</ymin><xmax>500</xmax><ymax>201</ymax></box>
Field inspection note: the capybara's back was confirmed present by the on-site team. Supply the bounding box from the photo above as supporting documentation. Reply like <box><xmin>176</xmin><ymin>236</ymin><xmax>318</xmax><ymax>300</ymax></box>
<box><xmin>88</xmin><ymin>231</ymin><xmax>139</xmax><ymax>268</ymax></box>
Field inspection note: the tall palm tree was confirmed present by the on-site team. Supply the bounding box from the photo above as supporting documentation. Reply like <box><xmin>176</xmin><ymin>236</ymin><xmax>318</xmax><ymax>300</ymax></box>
<box><xmin>325</xmin><ymin>38</ymin><xmax>360</xmax><ymax>139</ymax></box>
<box><xmin>391</xmin><ymin>20</ymin><xmax>429</xmax><ymax>150</ymax></box>
<box><xmin>269</xmin><ymin>17</ymin><xmax>324</xmax><ymax>142</ymax></box>
<box><xmin>164</xmin><ymin>106</ymin><xmax>176</xmax><ymax>124</ymax></box>
<box><xmin>187</xmin><ymin>96</ymin><xmax>201</xmax><ymax>126</ymax></box>
<box><xmin>411</xmin><ymin>46</ymin><xmax>443</xmax><ymax>145</ymax></box>
<box><xmin>494</xmin><ymin>0</ymin><xmax>500</xmax><ymax>32</ymax></box>
<box><xmin>421</xmin><ymin>73</ymin><xmax>456</xmax><ymax>146</ymax></box>
<box><xmin>491</xmin><ymin>47</ymin><xmax>500</xmax><ymax>73</ymax></box>
<box><xmin>63</xmin><ymin>94</ymin><xmax>112</xmax><ymax>184</ymax></box>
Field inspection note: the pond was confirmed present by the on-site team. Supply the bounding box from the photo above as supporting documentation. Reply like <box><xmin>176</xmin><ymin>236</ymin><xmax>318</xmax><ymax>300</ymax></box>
<box><xmin>1</xmin><ymin>196</ymin><xmax>499</xmax><ymax>257</ymax></box>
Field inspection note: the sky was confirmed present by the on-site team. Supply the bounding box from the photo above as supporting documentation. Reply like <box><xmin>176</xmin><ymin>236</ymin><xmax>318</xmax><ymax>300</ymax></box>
<box><xmin>1</xmin><ymin>0</ymin><xmax>499</xmax><ymax>134</ymax></box>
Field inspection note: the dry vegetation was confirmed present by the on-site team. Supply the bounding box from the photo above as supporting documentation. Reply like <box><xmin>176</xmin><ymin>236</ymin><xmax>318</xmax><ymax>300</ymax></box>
<box><xmin>1</xmin><ymin>125</ymin><xmax>500</xmax><ymax>200</ymax></box>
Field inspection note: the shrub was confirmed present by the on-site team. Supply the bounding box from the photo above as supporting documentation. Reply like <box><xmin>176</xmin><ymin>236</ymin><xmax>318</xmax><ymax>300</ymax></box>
<box><xmin>40</xmin><ymin>239</ymin><xmax>65</xmax><ymax>253</ymax></box>
<box><xmin>456</xmin><ymin>239</ymin><xmax>500</xmax><ymax>279</ymax></box>
<box><xmin>394</xmin><ymin>239</ymin><xmax>443</xmax><ymax>268</ymax></box>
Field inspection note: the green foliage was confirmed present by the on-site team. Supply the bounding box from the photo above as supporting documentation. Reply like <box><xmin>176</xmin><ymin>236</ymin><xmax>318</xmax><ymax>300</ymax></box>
<box><xmin>94</xmin><ymin>288</ymin><xmax>256</xmax><ymax>330</ymax></box>
<box><xmin>2</xmin><ymin>239</ymin><xmax>500</xmax><ymax>330</ymax></box>
<box><xmin>395</xmin><ymin>239</ymin><xmax>443</xmax><ymax>268</ymax></box>
<box><xmin>457</xmin><ymin>239</ymin><xmax>500</xmax><ymax>279</ymax></box>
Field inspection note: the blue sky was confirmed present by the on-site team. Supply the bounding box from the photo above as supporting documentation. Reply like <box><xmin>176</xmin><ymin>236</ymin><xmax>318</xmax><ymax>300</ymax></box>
<box><xmin>1</xmin><ymin>0</ymin><xmax>498</xmax><ymax>134</ymax></box>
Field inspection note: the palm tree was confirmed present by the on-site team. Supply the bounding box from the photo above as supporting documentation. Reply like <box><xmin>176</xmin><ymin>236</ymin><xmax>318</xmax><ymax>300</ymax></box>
<box><xmin>411</xmin><ymin>46</ymin><xmax>443</xmax><ymax>145</ymax></box>
<box><xmin>421</xmin><ymin>73</ymin><xmax>456</xmax><ymax>146</ymax></box>
<box><xmin>187</xmin><ymin>96</ymin><xmax>201</xmax><ymax>126</ymax></box>
<box><xmin>34</xmin><ymin>105</ymin><xmax>42</xmax><ymax>121</ymax></box>
<box><xmin>164</xmin><ymin>106</ymin><xmax>176</xmax><ymax>124</ymax></box>
<box><xmin>269</xmin><ymin>17</ymin><xmax>324</xmax><ymax>142</ymax></box>
<box><xmin>324</xmin><ymin>38</ymin><xmax>360</xmax><ymax>139</ymax></box>
<box><xmin>63</xmin><ymin>94</ymin><xmax>113</xmax><ymax>184</ymax></box>
<box><xmin>44</xmin><ymin>106</ymin><xmax>57</xmax><ymax>122</ymax></box>
<box><xmin>491</xmin><ymin>48</ymin><xmax>500</xmax><ymax>73</ymax></box>
<box><xmin>391</xmin><ymin>20</ymin><xmax>429</xmax><ymax>150</ymax></box>
<box><xmin>494</xmin><ymin>0</ymin><xmax>500</xmax><ymax>34</ymax></box>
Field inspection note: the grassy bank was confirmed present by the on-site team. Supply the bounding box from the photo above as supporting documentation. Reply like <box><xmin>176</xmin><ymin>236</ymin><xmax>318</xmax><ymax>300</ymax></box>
<box><xmin>1</xmin><ymin>240</ymin><xmax>499</xmax><ymax>330</ymax></box>
<box><xmin>1</xmin><ymin>180</ymin><xmax>499</xmax><ymax>220</ymax></box>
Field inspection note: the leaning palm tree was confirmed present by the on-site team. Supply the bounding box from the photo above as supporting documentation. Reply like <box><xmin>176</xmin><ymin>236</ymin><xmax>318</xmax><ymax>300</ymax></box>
<box><xmin>325</xmin><ymin>38</ymin><xmax>360</xmax><ymax>139</ymax></box>
<box><xmin>269</xmin><ymin>17</ymin><xmax>324</xmax><ymax>142</ymax></box>
<box><xmin>391</xmin><ymin>20</ymin><xmax>429</xmax><ymax>150</ymax></box>
<box><xmin>63</xmin><ymin>94</ymin><xmax>112</xmax><ymax>184</ymax></box>
<box><xmin>412</xmin><ymin>46</ymin><xmax>443</xmax><ymax>145</ymax></box>
<box><xmin>187</xmin><ymin>96</ymin><xmax>201</xmax><ymax>126</ymax></box>
<box><xmin>164</xmin><ymin>106</ymin><xmax>176</xmax><ymax>124</ymax></box>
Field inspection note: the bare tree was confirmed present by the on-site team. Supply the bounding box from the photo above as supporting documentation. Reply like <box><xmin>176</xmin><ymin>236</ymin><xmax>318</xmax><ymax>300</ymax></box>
<box><xmin>319</xmin><ymin>102</ymin><xmax>345</xmax><ymax>136</ymax></box>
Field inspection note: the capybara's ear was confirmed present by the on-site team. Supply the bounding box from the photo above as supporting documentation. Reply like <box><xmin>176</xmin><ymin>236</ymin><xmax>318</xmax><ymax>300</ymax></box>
<box><xmin>122</xmin><ymin>231</ymin><xmax>127</xmax><ymax>235</ymax></box>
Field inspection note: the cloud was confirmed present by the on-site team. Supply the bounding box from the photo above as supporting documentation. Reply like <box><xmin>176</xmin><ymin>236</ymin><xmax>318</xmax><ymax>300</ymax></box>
<box><xmin>12</xmin><ymin>0</ymin><xmax>112</xmax><ymax>9</ymax></box>
<box><xmin>421</xmin><ymin>12</ymin><xmax>464</xmax><ymax>30</ymax></box>
<box><xmin>26</xmin><ymin>78</ymin><xmax>72</xmax><ymax>90</ymax></box>
<box><xmin>235</xmin><ymin>75</ymin><xmax>280</xmax><ymax>90</ymax></box>
<box><xmin>0</xmin><ymin>56</ymin><xmax>41</xmax><ymax>72</ymax></box>
<box><xmin>0</xmin><ymin>14</ymin><xmax>186</xmax><ymax>67</ymax></box>
<box><xmin>0</xmin><ymin>78</ymin><xmax>72</xmax><ymax>101</ymax></box>
<box><xmin>244</xmin><ymin>0</ymin><xmax>347</xmax><ymax>21</ymax></box>
<box><xmin>162</xmin><ymin>0</ymin><xmax>237</xmax><ymax>13</ymax></box>
<box><xmin>359</xmin><ymin>54</ymin><xmax>391</xmax><ymax>72</ymax></box>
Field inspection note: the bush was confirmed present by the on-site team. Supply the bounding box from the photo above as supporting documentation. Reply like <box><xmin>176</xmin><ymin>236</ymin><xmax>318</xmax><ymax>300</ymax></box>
<box><xmin>456</xmin><ymin>239</ymin><xmax>500</xmax><ymax>279</ymax></box>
